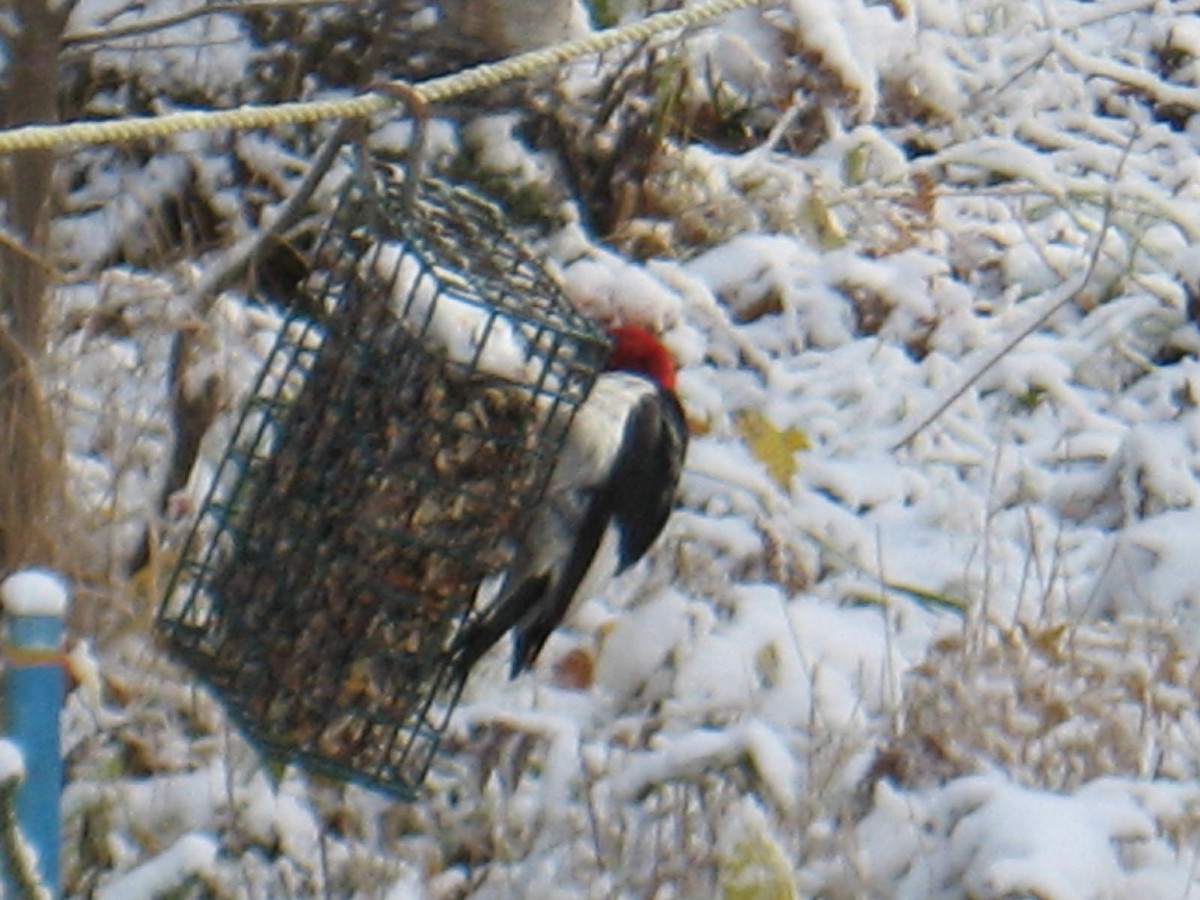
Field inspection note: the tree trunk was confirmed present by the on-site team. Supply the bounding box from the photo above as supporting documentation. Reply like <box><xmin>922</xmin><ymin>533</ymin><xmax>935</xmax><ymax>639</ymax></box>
<box><xmin>0</xmin><ymin>326</ymin><xmax>61</xmax><ymax>568</ymax></box>
<box><xmin>3</xmin><ymin>0</ymin><xmax>71</xmax><ymax>351</ymax></box>
<box><xmin>0</xmin><ymin>0</ymin><xmax>74</xmax><ymax>569</ymax></box>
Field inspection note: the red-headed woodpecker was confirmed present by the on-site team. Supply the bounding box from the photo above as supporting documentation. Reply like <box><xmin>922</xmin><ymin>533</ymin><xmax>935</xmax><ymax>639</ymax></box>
<box><xmin>453</xmin><ymin>325</ymin><xmax>688</xmax><ymax>681</ymax></box>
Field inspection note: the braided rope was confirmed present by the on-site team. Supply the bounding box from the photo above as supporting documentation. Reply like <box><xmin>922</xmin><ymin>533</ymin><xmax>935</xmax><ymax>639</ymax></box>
<box><xmin>0</xmin><ymin>0</ymin><xmax>769</xmax><ymax>154</ymax></box>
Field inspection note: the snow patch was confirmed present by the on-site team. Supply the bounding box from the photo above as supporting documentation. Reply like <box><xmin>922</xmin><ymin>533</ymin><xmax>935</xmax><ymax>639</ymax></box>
<box><xmin>96</xmin><ymin>833</ymin><xmax>219</xmax><ymax>900</ymax></box>
<box><xmin>1</xmin><ymin>570</ymin><xmax>69</xmax><ymax>618</ymax></box>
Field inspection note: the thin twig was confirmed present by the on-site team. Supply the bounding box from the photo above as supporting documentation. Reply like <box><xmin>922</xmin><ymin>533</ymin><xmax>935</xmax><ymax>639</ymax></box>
<box><xmin>891</xmin><ymin>128</ymin><xmax>1140</xmax><ymax>452</ymax></box>
<box><xmin>0</xmin><ymin>772</ymin><xmax>49</xmax><ymax>900</ymax></box>
<box><xmin>63</xmin><ymin>0</ymin><xmax>348</xmax><ymax>47</ymax></box>
<box><xmin>189</xmin><ymin>116</ymin><xmax>357</xmax><ymax>316</ymax></box>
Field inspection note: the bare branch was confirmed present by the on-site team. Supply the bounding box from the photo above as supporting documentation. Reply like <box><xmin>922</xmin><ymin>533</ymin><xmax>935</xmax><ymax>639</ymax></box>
<box><xmin>62</xmin><ymin>0</ymin><xmax>350</xmax><ymax>47</ymax></box>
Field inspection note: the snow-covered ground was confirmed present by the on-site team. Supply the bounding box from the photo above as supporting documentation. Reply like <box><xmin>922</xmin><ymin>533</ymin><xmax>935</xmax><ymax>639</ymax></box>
<box><xmin>16</xmin><ymin>0</ymin><xmax>1200</xmax><ymax>896</ymax></box>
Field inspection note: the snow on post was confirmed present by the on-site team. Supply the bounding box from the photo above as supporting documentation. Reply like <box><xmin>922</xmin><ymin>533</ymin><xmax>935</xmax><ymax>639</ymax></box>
<box><xmin>1</xmin><ymin>569</ymin><xmax>70</xmax><ymax>899</ymax></box>
<box><xmin>1</xmin><ymin>570</ymin><xmax>69</xmax><ymax>618</ymax></box>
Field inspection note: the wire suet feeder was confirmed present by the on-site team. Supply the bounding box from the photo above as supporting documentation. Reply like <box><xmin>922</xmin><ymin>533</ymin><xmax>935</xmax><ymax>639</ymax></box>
<box><xmin>158</xmin><ymin>159</ymin><xmax>608</xmax><ymax>797</ymax></box>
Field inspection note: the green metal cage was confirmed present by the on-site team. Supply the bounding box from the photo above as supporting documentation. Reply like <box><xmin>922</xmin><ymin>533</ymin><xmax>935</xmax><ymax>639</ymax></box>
<box><xmin>158</xmin><ymin>163</ymin><xmax>608</xmax><ymax>797</ymax></box>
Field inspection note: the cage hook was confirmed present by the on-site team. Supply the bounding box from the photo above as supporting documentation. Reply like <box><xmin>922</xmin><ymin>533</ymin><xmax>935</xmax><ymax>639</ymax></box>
<box><xmin>368</xmin><ymin>80</ymin><xmax>431</xmax><ymax>211</ymax></box>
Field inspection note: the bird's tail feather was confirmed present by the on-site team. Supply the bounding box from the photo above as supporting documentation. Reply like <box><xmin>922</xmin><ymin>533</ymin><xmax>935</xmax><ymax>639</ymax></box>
<box><xmin>449</xmin><ymin>574</ymin><xmax>550</xmax><ymax>686</ymax></box>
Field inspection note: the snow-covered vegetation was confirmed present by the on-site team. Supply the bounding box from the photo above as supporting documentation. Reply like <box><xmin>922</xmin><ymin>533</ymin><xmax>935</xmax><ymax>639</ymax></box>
<box><xmin>5</xmin><ymin>0</ymin><xmax>1200</xmax><ymax>895</ymax></box>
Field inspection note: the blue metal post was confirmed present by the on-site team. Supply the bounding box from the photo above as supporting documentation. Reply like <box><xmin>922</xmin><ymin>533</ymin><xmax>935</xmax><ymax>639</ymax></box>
<box><xmin>4</xmin><ymin>579</ymin><xmax>66</xmax><ymax>898</ymax></box>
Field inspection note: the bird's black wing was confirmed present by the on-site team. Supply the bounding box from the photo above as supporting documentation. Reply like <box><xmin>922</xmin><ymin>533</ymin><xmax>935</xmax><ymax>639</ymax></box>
<box><xmin>609</xmin><ymin>389</ymin><xmax>688</xmax><ymax>571</ymax></box>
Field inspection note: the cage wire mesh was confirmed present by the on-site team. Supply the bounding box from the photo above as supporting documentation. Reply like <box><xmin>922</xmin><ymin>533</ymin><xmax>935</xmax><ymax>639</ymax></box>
<box><xmin>158</xmin><ymin>160</ymin><xmax>609</xmax><ymax>796</ymax></box>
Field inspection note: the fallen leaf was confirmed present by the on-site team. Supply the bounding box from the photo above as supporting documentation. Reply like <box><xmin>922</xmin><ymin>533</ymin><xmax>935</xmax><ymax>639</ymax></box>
<box><xmin>735</xmin><ymin>410</ymin><xmax>810</xmax><ymax>490</ymax></box>
<box><xmin>553</xmin><ymin>647</ymin><xmax>595</xmax><ymax>691</ymax></box>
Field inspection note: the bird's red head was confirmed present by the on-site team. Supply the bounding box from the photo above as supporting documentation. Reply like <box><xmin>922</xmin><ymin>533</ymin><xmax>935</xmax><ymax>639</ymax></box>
<box><xmin>606</xmin><ymin>325</ymin><xmax>677</xmax><ymax>392</ymax></box>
